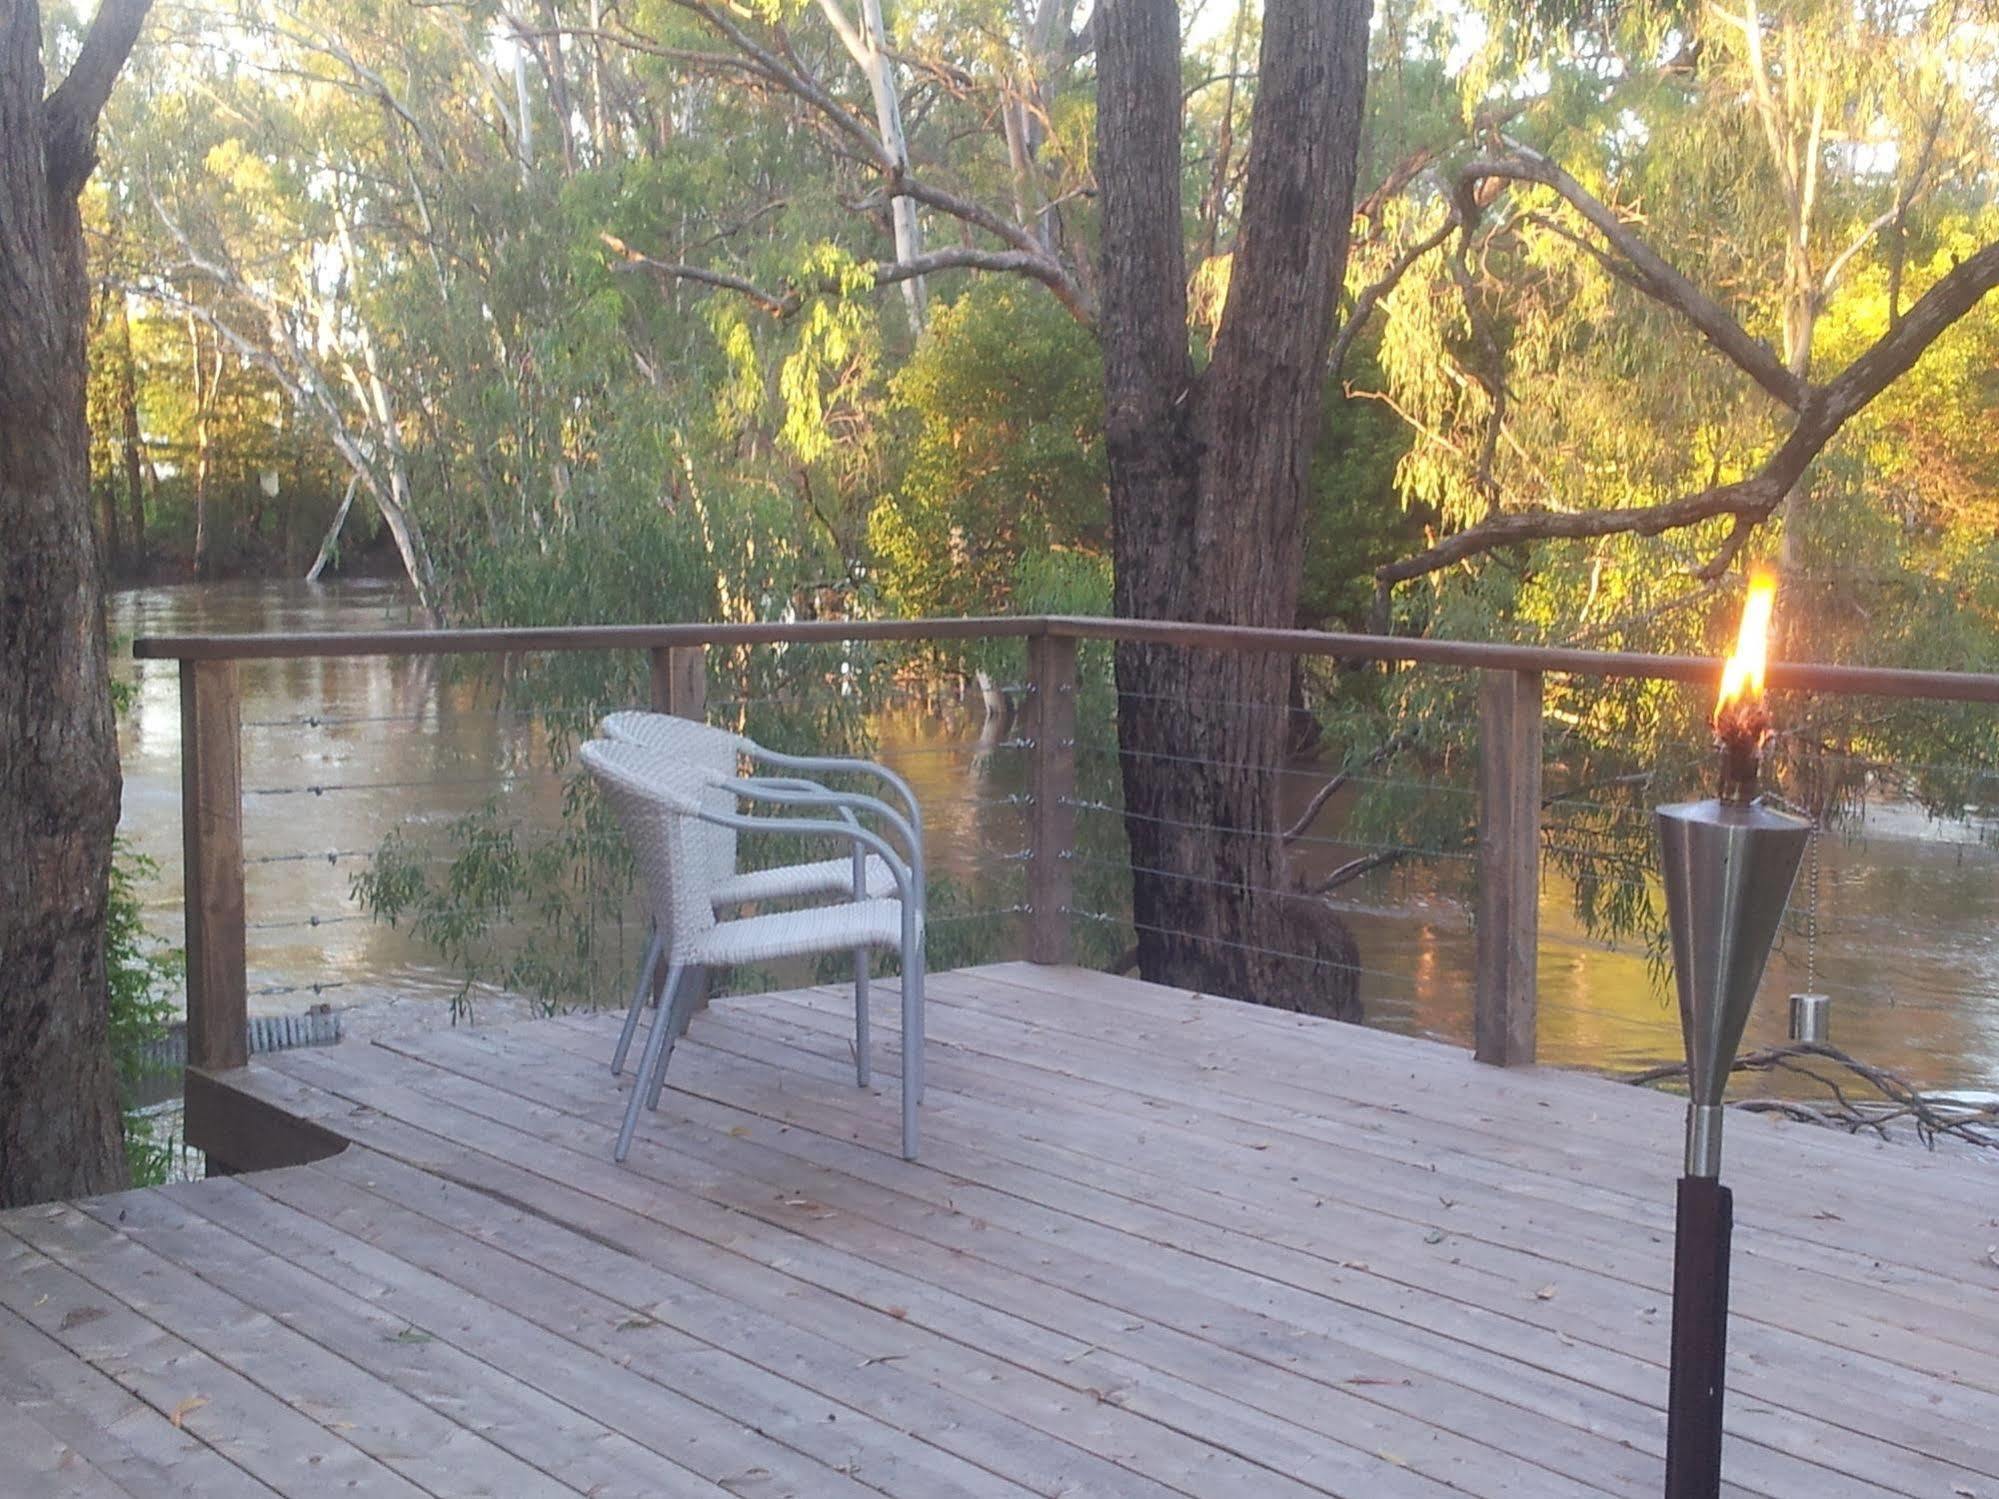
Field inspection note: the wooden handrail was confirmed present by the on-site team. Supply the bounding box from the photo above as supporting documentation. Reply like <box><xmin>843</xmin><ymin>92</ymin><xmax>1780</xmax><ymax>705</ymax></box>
<box><xmin>131</xmin><ymin>615</ymin><xmax>1044</xmax><ymax>661</ymax></box>
<box><xmin>136</xmin><ymin>612</ymin><xmax>1999</xmax><ymax>702</ymax></box>
<box><xmin>1041</xmin><ymin>617</ymin><xmax>1999</xmax><ymax>702</ymax></box>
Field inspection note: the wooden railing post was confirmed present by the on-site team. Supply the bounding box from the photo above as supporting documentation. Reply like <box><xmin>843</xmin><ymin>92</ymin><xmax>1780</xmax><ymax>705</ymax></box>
<box><xmin>180</xmin><ymin>659</ymin><xmax>247</xmax><ymax>1074</ymax></box>
<box><xmin>1475</xmin><ymin>668</ymin><xmax>1543</xmax><ymax>1065</ymax></box>
<box><xmin>649</xmin><ymin>645</ymin><xmax>707</xmax><ymax>719</ymax></box>
<box><xmin>1026</xmin><ymin>631</ymin><xmax>1078</xmax><ymax>964</ymax></box>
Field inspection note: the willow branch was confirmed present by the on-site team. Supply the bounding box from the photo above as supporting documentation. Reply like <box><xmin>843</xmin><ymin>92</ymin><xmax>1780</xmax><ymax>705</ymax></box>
<box><xmin>1456</xmin><ymin>145</ymin><xmax>1805</xmax><ymax>410</ymax></box>
<box><xmin>1329</xmin><ymin>211</ymin><xmax>1456</xmax><ymax>377</ymax></box>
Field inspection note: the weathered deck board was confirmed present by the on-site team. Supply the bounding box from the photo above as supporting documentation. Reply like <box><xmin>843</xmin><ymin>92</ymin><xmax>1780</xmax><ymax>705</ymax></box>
<box><xmin>4</xmin><ymin>962</ymin><xmax>1996</xmax><ymax>1498</ymax></box>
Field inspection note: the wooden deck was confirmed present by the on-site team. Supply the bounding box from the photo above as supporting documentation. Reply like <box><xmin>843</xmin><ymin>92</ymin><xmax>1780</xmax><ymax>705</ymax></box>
<box><xmin>6</xmin><ymin>962</ymin><xmax>1998</xmax><ymax>1498</ymax></box>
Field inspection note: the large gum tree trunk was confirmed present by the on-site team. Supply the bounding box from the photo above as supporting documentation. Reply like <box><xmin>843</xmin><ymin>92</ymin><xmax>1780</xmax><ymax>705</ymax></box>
<box><xmin>1</xmin><ymin>0</ymin><xmax>152</xmax><ymax>1206</ymax></box>
<box><xmin>1098</xmin><ymin>0</ymin><xmax>1371</xmax><ymax>1017</ymax></box>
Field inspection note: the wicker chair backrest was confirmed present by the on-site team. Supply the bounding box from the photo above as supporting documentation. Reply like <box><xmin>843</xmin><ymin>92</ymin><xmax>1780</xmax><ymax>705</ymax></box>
<box><xmin>580</xmin><ymin>740</ymin><xmax>728</xmax><ymax>961</ymax></box>
<box><xmin>598</xmin><ymin>712</ymin><xmax>747</xmax><ymax>891</ymax></box>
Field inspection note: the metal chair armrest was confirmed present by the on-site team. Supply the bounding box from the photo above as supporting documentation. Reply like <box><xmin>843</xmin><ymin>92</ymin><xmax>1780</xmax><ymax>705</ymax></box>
<box><xmin>715</xmin><ymin>778</ymin><xmax>921</xmax><ymax>871</ymax></box>
<box><xmin>745</xmin><ymin>749</ymin><xmax>922</xmax><ymax>835</ymax></box>
<box><xmin>689</xmin><ymin>806</ymin><xmax>915</xmax><ymax>904</ymax></box>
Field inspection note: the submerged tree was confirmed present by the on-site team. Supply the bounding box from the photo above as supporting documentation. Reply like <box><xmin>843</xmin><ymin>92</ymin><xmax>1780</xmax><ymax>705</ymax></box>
<box><xmin>1</xmin><ymin>0</ymin><xmax>153</xmax><ymax>1207</ymax></box>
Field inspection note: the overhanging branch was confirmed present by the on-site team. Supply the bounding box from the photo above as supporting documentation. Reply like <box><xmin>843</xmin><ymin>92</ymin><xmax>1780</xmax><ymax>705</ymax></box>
<box><xmin>1454</xmin><ymin>146</ymin><xmax>1805</xmax><ymax>411</ymax></box>
<box><xmin>1375</xmin><ymin>156</ymin><xmax>1999</xmax><ymax>587</ymax></box>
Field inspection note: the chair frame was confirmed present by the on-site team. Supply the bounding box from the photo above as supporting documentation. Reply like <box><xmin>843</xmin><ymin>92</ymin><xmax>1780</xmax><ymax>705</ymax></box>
<box><xmin>600</xmin><ymin>713</ymin><xmax>924</xmax><ymax>1089</ymax></box>
<box><xmin>583</xmin><ymin>743</ymin><xmax>926</xmax><ymax>1163</ymax></box>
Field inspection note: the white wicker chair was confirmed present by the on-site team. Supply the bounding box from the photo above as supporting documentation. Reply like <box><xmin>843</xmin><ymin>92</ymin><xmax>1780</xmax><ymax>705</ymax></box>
<box><xmin>597</xmin><ymin>711</ymin><xmax>922</xmax><ymax>1091</ymax></box>
<box><xmin>581</xmin><ymin>740</ymin><xmax>927</xmax><ymax>1163</ymax></box>
<box><xmin>599</xmin><ymin>711</ymin><xmax>912</xmax><ymax>909</ymax></box>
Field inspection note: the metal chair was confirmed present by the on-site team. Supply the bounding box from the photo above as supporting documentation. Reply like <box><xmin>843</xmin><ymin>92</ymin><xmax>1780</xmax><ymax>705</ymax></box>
<box><xmin>580</xmin><ymin>740</ymin><xmax>926</xmax><ymax>1163</ymax></box>
<box><xmin>597</xmin><ymin>712</ymin><xmax>923</xmax><ymax>1093</ymax></box>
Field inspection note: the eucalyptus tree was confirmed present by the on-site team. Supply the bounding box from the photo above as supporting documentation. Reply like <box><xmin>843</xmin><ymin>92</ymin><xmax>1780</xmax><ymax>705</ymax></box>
<box><xmin>1314</xmin><ymin>0</ymin><xmax>1999</xmax><ymax>946</ymax></box>
<box><xmin>2</xmin><ymin>0</ymin><xmax>153</xmax><ymax>1207</ymax></box>
<box><xmin>1351</xmin><ymin>0</ymin><xmax>1999</xmax><ymax>601</ymax></box>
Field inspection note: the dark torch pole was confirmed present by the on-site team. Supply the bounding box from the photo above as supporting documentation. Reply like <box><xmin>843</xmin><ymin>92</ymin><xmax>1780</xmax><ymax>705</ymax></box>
<box><xmin>1664</xmin><ymin>1169</ymin><xmax>1733</xmax><ymax>1495</ymax></box>
<box><xmin>1654</xmin><ymin>786</ymin><xmax>1808</xmax><ymax>1499</ymax></box>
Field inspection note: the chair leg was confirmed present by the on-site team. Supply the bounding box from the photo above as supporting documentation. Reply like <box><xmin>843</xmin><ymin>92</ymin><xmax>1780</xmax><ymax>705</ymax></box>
<box><xmin>648</xmin><ymin>964</ymin><xmax>700</xmax><ymax>1111</ymax></box>
<box><xmin>899</xmin><ymin>916</ymin><xmax>920</xmax><ymax>1163</ymax></box>
<box><xmin>910</xmin><ymin>938</ymin><xmax>927</xmax><ymax>1106</ymax></box>
<box><xmin>611</xmin><ymin>925</ymin><xmax>664</xmax><ymax>1077</ymax></box>
<box><xmin>616</xmin><ymin>959</ymin><xmax>684</xmax><ymax>1163</ymax></box>
<box><xmin>853</xmin><ymin>948</ymin><xmax>871</xmax><ymax>1088</ymax></box>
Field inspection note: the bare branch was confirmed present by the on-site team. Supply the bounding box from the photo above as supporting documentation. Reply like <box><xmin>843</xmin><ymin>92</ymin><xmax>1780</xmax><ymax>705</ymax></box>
<box><xmin>1816</xmin><ymin>239</ymin><xmax>1999</xmax><ymax>425</ymax></box>
<box><xmin>1819</xmin><ymin>207</ymin><xmax>1899</xmax><ymax>299</ymax></box>
<box><xmin>600</xmin><ymin>233</ymin><xmax>794</xmax><ymax>316</ymax></box>
<box><xmin>1376</xmin><ymin>164</ymin><xmax>1999</xmax><ymax>588</ymax></box>
<box><xmin>1282</xmin><ymin>734</ymin><xmax>1412</xmax><ymax>844</ymax></box>
<box><xmin>601</xmin><ymin>232</ymin><xmax>1092</xmax><ymax>321</ymax></box>
<box><xmin>667</xmin><ymin>0</ymin><xmax>889</xmax><ymax>166</ymax></box>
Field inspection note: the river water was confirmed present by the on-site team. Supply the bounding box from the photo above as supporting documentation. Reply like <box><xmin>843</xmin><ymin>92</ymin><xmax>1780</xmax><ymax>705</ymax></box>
<box><xmin>112</xmin><ymin>580</ymin><xmax>1999</xmax><ymax>1095</ymax></box>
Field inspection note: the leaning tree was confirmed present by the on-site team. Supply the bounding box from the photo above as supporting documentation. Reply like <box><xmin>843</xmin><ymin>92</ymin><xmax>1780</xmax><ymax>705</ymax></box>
<box><xmin>1</xmin><ymin>0</ymin><xmax>153</xmax><ymax>1206</ymax></box>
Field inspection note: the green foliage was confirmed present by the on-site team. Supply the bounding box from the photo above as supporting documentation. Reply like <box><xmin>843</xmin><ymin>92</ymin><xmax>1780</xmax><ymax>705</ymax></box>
<box><xmin>86</xmin><ymin>0</ymin><xmax>1999</xmax><ymax>1009</ymax></box>
<box><xmin>871</xmin><ymin>282</ymin><xmax>1107</xmax><ymax>620</ymax></box>
<box><xmin>355</xmin><ymin>782</ymin><xmax>633</xmax><ymax>1019</ymax></box>
<box><xmin>105</xmin><ymin>846</ymin><xmax>183</xmax><ymax>1187</ymax></box>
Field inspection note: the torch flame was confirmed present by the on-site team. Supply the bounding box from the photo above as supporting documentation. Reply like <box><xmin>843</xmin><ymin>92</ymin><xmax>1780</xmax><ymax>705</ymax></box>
<box><xmin>1713</xmin><ymin>570</ymin><xmax>1777</xmax><ymax>803</ymax></box>
<box><xmin>1715</xmin><ymin>571</ymin><xmax>1776</xmax><ymax>722</ymax></box>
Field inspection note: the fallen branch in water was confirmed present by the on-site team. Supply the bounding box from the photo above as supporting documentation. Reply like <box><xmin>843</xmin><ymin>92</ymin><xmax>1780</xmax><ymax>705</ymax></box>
<box><xmin>1626</xmin><ymin>1041</ymin><xmax>1999</xmax><ymax>1151</ymax></box>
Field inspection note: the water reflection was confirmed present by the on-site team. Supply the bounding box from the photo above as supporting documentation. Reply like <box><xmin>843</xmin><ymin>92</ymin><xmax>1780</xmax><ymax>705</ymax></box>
<box><xmin>111</xmin><ymin>580</ymin><xmax>1999</xmax><ymax>1093</ymax></box>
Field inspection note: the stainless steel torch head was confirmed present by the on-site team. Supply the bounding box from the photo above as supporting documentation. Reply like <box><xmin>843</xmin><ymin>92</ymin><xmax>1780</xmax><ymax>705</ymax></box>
<box><xmin>1654</xmin><ymin>798</ymin><xmax>1812</xmax><ymax>1111</ymax></box>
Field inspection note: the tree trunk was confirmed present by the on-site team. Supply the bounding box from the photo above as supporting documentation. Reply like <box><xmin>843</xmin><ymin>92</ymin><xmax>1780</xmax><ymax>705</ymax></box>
<box><xmin>117</xmin><ymin>297</ymin><xmax>146</xmax><ymax>563</ymax></box>
<box><xmin>186</xmin><ymin>310</ymin><xmax>213</xmax><ymax>576</ymax></box>
<box><xmin>97</xmin><ymin>469</ymin><xmax>122</xmax><ymax>564</ymax></box>
<box><xmin>1</xmin><ymin>0</ymin><xmax>153</xmax><ymax>1208</ymax></box>
<box><xmin>1098</xmin><ymin>0</ymin><xmax>1372</xmax><ymax>1019</ymax></box>
<box><xmin>818</xmin><ymin>0</ymin><xmax>924</xmax><ymax>325</ymax></box>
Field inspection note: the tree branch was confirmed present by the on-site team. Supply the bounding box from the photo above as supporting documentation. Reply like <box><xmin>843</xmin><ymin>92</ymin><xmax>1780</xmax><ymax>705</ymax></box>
<box><xmin>1375</xmin><ymin>161</ymin><xmax>1999</xmax><ymax>587</ymax></box>
<box><xmin>1456</xmin><ymin>145</ymin><xmax>1805</xmax><ymax>410</ymax></box>
<box><xmin>1329</xmin><ymin>210</ymin><xmax>1456</xmax><ymax>377</ymax></box>
<box><xmin>600</xmin><ymin>233</ymin><xmax>794</xmax><ymax>316</ymax></box>
<box><xmin>601</xmin><ymin>233</ymin><xmax>1090</xmax><ymax>320</ymax></box>
<box><xmin>44</xmin><ymin>0</ymin><xmax>153</xmax><ymax>195</ymax></box>
<box><xmin>1282</xmin><ymin>734</ymin><xmax>1412</xmax><ymax>843</ymax></box>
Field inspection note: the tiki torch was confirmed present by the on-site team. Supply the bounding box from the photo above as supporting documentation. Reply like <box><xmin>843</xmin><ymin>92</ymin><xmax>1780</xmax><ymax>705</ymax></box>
<box><xmin>1654</xmin><ymin>571</ymin><xmax>1810</xmax><ymax>1499</ymax></box>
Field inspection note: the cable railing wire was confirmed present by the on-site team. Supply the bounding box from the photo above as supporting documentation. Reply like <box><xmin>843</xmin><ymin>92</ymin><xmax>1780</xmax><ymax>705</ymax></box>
<box><xmin>246</xmin><ymin>913</ymin><xmax>366</xmax><ymax>932</ymax></box>
<box><xmin>243</xmin><ymin>772</ymin><xmax>553</xmax><ymax>798</ymax></box>
<box><xmin>1062</xmin><ymin>798</ymin><xmax>1477</xmax><ymax>860</ymax></box>
<box><xmin>1065</xmin><ymin>851</ymin><xmax>1461</xmax><ymax>899</ymax></box>
<box><xmin>247</xmin><ymin>979</ymin><xmax>353</xmax><ymax>999</ymax></box>
<box><xmin>1065</xmin><ymin>908</ymin><xmax>1432</xmax><ymax>987</ymax></box>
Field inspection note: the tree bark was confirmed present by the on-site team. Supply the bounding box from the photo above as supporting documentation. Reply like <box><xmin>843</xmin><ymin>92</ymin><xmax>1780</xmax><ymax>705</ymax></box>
<box><xmin>1</xmin><ymin>0</ymin><xmax>153</xmax><ymax>1208</ymax></box>
<box><xmin>1098</xmin><ymin>0</ymin><xmax>1372</xmax><ymax>1018</ymax></box>
<box><xmin>186</xmin><ymin>310</ymin><xmax>215</xmax><ymax>576</ymax></box>
<box><xmin>117</xmin><ymin>297</ymin><xmax>146</xmax><ymax>563</ymax></box>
